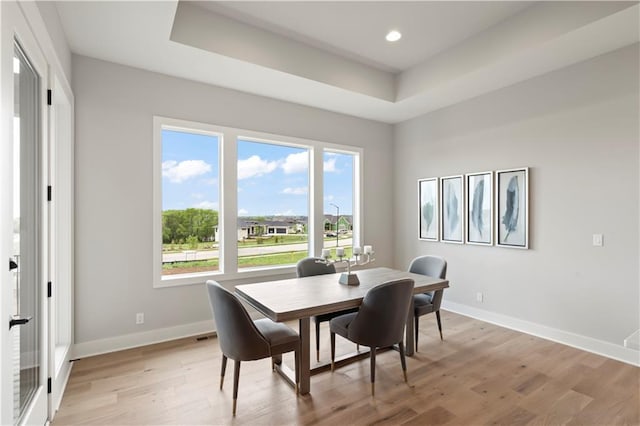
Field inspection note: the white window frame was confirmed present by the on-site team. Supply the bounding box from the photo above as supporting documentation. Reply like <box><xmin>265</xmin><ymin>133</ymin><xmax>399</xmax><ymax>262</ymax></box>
<box><xmin>235</xmin><ymin>136</ymin><xmax>311</xmax><ymax>273</ymax></box>
<box><xmin>153</xmin><ymin>116</ymin><xmax>363</xmax><ymax>288</ymax></box>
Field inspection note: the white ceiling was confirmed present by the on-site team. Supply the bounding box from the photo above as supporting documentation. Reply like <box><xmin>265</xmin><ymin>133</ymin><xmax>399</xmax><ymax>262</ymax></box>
<box><xmin>198</xmin><ymin>2</ymin><xmax>533</xmax><ymax>72</ymax></box>
<box><xmin>55</xmin><ymin>1</ymin><xmax>639</xmax><ymax>123</ymax></box>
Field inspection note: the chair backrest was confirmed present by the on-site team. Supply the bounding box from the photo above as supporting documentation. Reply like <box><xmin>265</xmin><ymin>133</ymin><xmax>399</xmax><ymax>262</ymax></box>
<box><xmin>409</xmin><ymin>255</ymin><xmax>447</xmax><ymax>310</ymax></box>
<box><xmin>408</xmin><ymin>255</ymin><xmax>447</xmax><ymax>279</ymax></box>
<box><xmin>296</xmin><ymin>257</ymin><xmax>336</xmax><ymax>278</ymax></box>
<box><xmin>206</xmin><ymin>280</ymin><xmax>270</xmax><ymax>361</ymax></box>
<box><xmin>347</xmin><ymin>279</ymin><xmax>415</xmax><ymax>347</ymax></box>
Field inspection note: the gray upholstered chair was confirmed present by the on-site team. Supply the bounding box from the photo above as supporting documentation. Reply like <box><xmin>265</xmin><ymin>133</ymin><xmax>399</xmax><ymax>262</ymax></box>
<box><xmin>206</xmin><ymin>280</ymin><xmax>300</xmax><ymax>416</ymax></box>
<box><xmin>329</xmin><ymin>279</ymin><xmax>414</xmax><ymax>396</ymax></box>
<box><xmin>296</xmin><ymin>257</ymin><xmax>358</xmax><ymax>361</ymax></box>
<box><xmin>409</xmin><ymin>255</ymin><xmax>447</xmax><ymax>349</ymax></box>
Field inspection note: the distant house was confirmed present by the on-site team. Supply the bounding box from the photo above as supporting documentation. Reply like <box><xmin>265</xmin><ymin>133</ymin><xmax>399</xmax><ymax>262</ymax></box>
<box><xmin>323</xmin><ymin>214</ymin><xmax>353</xmax><ymax>232</ymax></box>
<box><xmin>263</xmin><ymin>220</ymin><xmax>303</xmax><ymax>235</ymax></box>
<box><xmin>216</xmin><ymin>217</ymin><xmax>307</xmax><ymax>241</ymax></box>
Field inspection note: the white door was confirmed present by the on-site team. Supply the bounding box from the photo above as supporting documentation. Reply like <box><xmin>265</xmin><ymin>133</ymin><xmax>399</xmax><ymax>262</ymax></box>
<box><xmin>1</xmin><ymin>1</ymin><xmax>49</xmax><ymax>424</ymax></box>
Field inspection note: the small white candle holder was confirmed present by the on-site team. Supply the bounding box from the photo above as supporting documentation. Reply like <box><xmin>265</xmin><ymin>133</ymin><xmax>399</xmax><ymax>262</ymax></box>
<box><xmin>316</xmin><ymin>247</ymin><xmax>375</xmax><ymax>286</ymax></box>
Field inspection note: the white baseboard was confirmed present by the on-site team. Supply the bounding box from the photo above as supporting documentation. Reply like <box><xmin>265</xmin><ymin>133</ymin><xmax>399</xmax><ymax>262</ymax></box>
<box><xmin>442</xmin><ymin>300</ymin><xmax>640</xmax><ymax>367</ymax></box>
<box><xmin>71</xmin><ymin>304</ymin><xmax>639</xmax><ymax>367</ymax></box>
<box><xmin>72</xmin><ymin>320</ymin><xmax>215</xmax><ymax>359</ymax></box>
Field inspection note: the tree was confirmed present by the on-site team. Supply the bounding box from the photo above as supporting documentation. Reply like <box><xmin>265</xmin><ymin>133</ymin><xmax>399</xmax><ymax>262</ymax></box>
<box><xmin>186</xmin><ymin>235</ymin><xmax>199</xmax><ymax>249</ymax></box>
<box><xmin>162</xmin><ymin>208</ymin><xmax>218</xmax><ymax>244</ymax></box>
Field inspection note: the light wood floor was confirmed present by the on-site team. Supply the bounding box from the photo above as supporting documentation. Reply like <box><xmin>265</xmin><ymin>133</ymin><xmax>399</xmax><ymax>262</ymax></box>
<box><xmin>53</xmin><ymin>311</ymin><xmax>639</xmax><ymax>425</ymax></box>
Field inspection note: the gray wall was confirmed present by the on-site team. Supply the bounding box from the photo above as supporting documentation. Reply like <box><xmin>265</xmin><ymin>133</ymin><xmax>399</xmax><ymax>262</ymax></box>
<box><xmin>393</xmin><ymin>45</ymin><xmax>639</xmax><ymax>347</ymax></box>
<box><xmin>73</xmin><ymin>55</ymin><xmax>393</xmax><ymax>344</ymax></box>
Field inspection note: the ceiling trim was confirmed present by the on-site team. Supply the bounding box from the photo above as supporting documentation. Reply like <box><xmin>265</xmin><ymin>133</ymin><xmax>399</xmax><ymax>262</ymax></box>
<box><xmin>171</xmin><ymin>1</ymin><xmax>396</xmax><ymax>102</ymax></box>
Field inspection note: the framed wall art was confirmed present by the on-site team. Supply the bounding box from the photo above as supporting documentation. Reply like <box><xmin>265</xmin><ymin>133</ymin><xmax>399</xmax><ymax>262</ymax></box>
<box><xmin>465</xmin><ymin>171</ymin><xmax>493</xmax><ymax>245</ymax></box>
<box><xmin>440</xmin><ymin>175</ymin><xmax>463</xmax><ymax>244</ymax></box>
<box><xmin>496</xmin><ymin>167</ymin><xmax>528</xmax><ymax>248</ymax></box>
<box><xmin>418</xmin><ymin>177</ymin><xmax>439</xmax><ymax>241</ymax></box>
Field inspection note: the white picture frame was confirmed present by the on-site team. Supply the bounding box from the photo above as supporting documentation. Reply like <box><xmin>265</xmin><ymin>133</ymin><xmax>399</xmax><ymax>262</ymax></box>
<box><xmin>465</xmin><ymin>171</ymin><xmax>493</xmax><ymax>245</ymax></box>
<box><xmin>440</xmin><ymin>175</ymin><xmax>464</xmax><ymax>244</ymax></box>
<box><xmin>496</xmin><ymin>167</ymin><xmax>529</xmax><ymax>248</ymax></box>
<box><xmin>418</xmin><ymin>177</ymin><xmax>439</xmax><ymax>241</ymax></box>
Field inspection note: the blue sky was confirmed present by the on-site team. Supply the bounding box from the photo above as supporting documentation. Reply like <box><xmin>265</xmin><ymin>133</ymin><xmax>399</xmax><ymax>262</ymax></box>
<box><xmin>162</xmin><ymin>130</ymin><xmax>354</xmax><ymax>216</ymax></box>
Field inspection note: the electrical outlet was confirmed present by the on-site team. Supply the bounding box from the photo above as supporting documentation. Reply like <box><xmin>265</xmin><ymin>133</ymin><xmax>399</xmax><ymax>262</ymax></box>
<box><xmin>476</xmin><ymin>292</ymin><xmax>484</xmax><ymax>303</ymax></box>
<box><xmin>136</xmin><ymin>312</ymin><xmax>144</xmax><ymax>324</ymax></box>
<box><xmin>593</xmin><ymin>234</ymin><xmax>603</xmax><ymax>247</ymax></box>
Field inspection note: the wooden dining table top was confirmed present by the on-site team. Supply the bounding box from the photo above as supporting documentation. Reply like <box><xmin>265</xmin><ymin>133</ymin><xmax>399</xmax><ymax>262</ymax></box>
<box><xmin>235</xmin><ymin>266</ymin><xmax>449</xmax><ymax>322</ymax></box>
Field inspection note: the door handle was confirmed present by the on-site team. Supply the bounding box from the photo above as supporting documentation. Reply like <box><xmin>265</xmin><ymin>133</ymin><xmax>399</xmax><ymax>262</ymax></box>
<box><xmin>9</xmin><ymin>315</ymin><xmax>32</xmax><ymax>329</ymax></box>
<box><xmin>9</xmin><ymin>258</ymin><xmax>18</xmax><ymax>271</ymax></box>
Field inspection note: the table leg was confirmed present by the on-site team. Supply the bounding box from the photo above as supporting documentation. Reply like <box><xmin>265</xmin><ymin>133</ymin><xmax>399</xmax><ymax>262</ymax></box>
<box><xmin>405</xmin><ymin>297</ymin><xmax>415</xmax><ymax>356</ymax></box>
<box><xmin>299</xmin><ymin>317</ymin><xmax>311</xmax><ymax>395</ymax></box>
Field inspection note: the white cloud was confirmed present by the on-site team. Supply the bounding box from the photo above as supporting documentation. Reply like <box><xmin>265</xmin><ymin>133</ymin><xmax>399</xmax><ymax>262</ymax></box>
<box><xmin>281</xmin><ymin>152</ymin><xmax>308</xmax><ymax>174</ymax></box>
<box><xmin>282</xmin><ymin>187</ymin><xmax>308</xmax><ymax>195</ymax></box>
<box><xmin>162</xmin><ymin>160</ymin><xmax>212</xmax><ymax>183</ymax></box>
<box><xmin>324</xmin><ymin>195</ymin><xmax>335</xmax><ymax>201</ymax></box>
<box><xmin>201</xmin><ymin>178</ymin><xmax>218</xmax><ymax>186</ymax></box>
<box><xmin>274</xmin><ymin>209</ymin><xmax>295</xmax><ymax>216</ymax></box>
<box><xmin>238</xmin><ymin>155</ymin><xmax>279</xmax><ymax>179</ymax></box>
<box><xmin>193</xmin><ymin>201</ymin><xmax>218</xmax><ymax>210</ymax></box>
<box><xmin>323</xmin><ymin>158</ymin><xmax>337</xmax><ymax>172</ymax></box>
<box><xmin>238</xmin><ymin>208</ymin><xmax>249</xmax><ymax>215</ymax></box>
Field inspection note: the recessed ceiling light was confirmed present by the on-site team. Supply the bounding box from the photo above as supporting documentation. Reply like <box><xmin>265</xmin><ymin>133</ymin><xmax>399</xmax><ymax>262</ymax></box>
<box><xmin>386</xmin><ymin>30</ymin><xmax>402</xmax><ymax>42</ymax></box>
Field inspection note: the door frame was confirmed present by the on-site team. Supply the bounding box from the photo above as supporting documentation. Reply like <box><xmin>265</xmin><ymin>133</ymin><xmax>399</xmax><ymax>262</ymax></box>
<box><xmin>47</xmin><ymin>71</ymin><xmax>75</xmax><ymax>418</ymax></box>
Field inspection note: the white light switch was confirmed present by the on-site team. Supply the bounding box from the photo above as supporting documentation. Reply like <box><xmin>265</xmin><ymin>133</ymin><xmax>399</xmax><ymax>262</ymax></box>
<box><xmin>592</xmin><ymin>234</ymin><xmax>603</xmax><ymax>247</ymax></box>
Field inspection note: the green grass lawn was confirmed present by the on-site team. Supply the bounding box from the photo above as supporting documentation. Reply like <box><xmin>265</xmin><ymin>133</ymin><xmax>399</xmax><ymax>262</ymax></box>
<box><xmin>163</xmin><ymin>234</ymin><xmax>351</xmax><ymax>253</ymax></box>
<box><xmin>162</xmin><ymin>247</ymin><xmax>353</xmax><ymax>275</ymax></box>
<box><xmin>164</xmin><ymin>235</ymin><xmax>307</xmax><ymax>252</ymax></box>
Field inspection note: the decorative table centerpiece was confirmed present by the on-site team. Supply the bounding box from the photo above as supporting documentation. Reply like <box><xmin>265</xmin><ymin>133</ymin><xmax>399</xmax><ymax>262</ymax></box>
<box><xmin>319</xmin><ymin>245</ymin><xmax>375</xmax><ymax>286</ymax></box>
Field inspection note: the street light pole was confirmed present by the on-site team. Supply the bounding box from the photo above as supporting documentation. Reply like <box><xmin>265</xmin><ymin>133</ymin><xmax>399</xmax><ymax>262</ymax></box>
<box><xmin>330</xmin><ymin>203</ymin><xmax>339</xmax><ymax>247</ymax></box>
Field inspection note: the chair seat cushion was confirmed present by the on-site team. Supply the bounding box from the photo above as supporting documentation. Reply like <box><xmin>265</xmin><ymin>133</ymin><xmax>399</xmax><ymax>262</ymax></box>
<box><xmin>329</xmin><ymin>312</ymin><xmax>358</xmax><ymax>338</ymax></box>
<box><xmin>254</xmin><ymin>318</ymin><xmax>299</xmax><ymax>347</ymax></box>
<box><xmin>414</xmin><ymin>293</ymin><xmax>433</xmax><ymax>307</ymax></box>
<box><xmin>414</xmin><ymin>293</ymin><xmax>435</xmax><ymax>316</ymax></box>
<box><xmin>313</xmin><ymin>307</ymin><xmax>358</xmax><ymax>324</ymax></box>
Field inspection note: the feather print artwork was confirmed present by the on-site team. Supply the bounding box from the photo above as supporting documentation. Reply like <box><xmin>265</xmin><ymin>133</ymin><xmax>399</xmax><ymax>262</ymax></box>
<box><xmin>422</xmin><ymin>201</ymin><xmax>434</xmax><ymax>232</ymax></box>
<box><xmin>502</xmin><ymin>176</ymin><xmax>519</xmax><ymax>241</ymax></box>
<box><xmin>446</xmin><ymin>181</ymin><xmax>459</xmax><ymax>234</ymax></box>
<box><xmin>471</xmin><ymin>179</ymin><xmax>484</xmax><ymax>237</ymax></box>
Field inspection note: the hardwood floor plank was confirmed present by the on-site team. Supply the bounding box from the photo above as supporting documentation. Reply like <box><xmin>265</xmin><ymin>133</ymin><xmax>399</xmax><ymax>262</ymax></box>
<box><xmin>52</xmin><ymin>311</ymin><xmax>639</xmax><ymax>425</ymax></box>
<box><xmin>401</xmin><ymin>405</ymin><xmax>456</xmax><ymax>426</ymax></box>
<box><xmin>488</xmin><ymin>405</ymin><xmax>536</xmax><ymax>425</ymax></box>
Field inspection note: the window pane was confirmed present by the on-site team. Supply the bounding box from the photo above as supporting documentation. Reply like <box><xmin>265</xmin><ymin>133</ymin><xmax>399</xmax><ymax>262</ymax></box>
<box><xmin>237</xmin><ymin>139</ymin><xmax>309</xmax><ymax>269</ymax></box>
<box><xmin>161</xmin><ymin>129</ymin><xmax>219</xmax><ymax>276</ymax></box>
<box><xmin>324</xmin><ymin>151</ymin><xmax>355</xmax><ymax>258</ymax></box>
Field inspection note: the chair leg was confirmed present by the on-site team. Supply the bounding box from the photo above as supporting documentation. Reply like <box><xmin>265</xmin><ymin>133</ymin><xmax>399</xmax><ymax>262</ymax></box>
<box><xmin>398</xmin><ymin>341</ymin><xmax>408</xmax><ymax>383</ymax></box>
<box><xmin>370</xmin><ymin>347</ymin><xmax>376</xmax><ymax>396</ymax></box>
<box><xmin>220</xmin><ymin>355</ymin><xmax>228</xmax><ymax>390</ymax></box>
<box><xmin>271</xmin><ymin>353</ymin><xmax>282</xmax><ymax>371</ymax></box>
<box><xmin>330</xmin><ymin>331</ymin><xmax>336</xmax><ymax>372</ymax></box>
<box><xmin>232</xmin><ymin>360</ymin><xmax>241</xmax><ymax>416</ymax></box>
<box><xmin>436</xmin><ymin>310</ymin><xmax>443</xmax><ymax>340</ymax></box>
<box><xmin>414</xmin><ymin>315</ymin><xmax>419</xmax><ymax>351</ymax></box>
<box><xmin>294</xmin><ymin>346</ymin><xmax>300</xmax><ymax>396</ymax></box>
<box><xmin>316</xmin><ymin>321</ymin><xmax>321</xmax><ymax>362</ymax></box>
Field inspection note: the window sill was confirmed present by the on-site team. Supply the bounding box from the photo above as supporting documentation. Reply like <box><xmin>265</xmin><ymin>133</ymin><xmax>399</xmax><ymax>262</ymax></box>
<box><xmin>154</xmin><ymin>265</ymin><xmax>298</xmax><ymax>289</ymax></box>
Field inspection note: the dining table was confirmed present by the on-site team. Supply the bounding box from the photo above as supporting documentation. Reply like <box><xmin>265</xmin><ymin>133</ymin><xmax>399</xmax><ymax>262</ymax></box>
<box><xmin>235</xmin><ymin>266</ymin><xmax>449</xmax><ymax>395</ymax></box>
